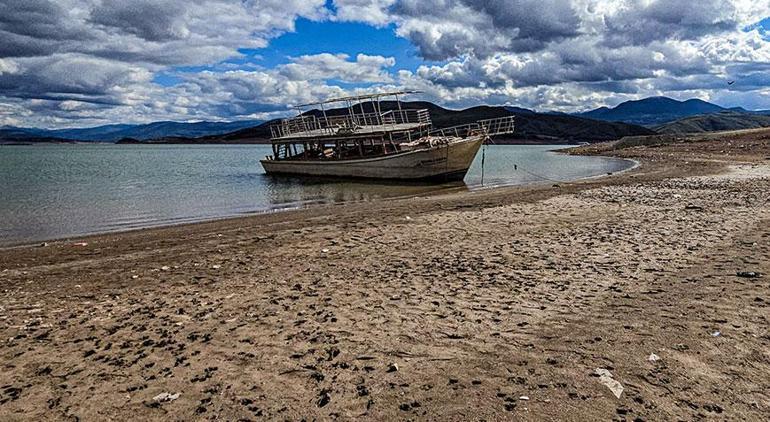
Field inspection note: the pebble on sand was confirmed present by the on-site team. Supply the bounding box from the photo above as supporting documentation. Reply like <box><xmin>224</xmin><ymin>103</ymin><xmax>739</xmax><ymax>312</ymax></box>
<box><xmin>153</xmin><ymin>392</ymin><xmax>180</xmax><ymax>403</ymax></box>
<box><xmin>595</xmin><ymin>368</ymin><xmax>624</xmax><ymax>399</ymax></box>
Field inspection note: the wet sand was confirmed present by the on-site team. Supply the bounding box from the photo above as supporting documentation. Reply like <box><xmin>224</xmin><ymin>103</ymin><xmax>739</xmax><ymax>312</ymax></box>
<box><xmin>1</xmin><ymin>130</ymin><xmax>770</xmax><ymax>420</ymax></box>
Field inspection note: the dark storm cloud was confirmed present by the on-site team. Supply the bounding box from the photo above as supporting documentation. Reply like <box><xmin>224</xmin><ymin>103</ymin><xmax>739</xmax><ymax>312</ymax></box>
<box><xmin>477</xmin><ymin>0</ymin><xmax>581</xmax><ymax>42</ymax></box>
<box><xmin>603</xmin><ymin>0</ymin><xmax>738</xmax><ymax>46</ymax></box>
<box><xmin>391</xmin><ymin>0</ymin><xmax>581</xmax><ymax>60</ymax></box>
<box><xmin>414</xmin><ymin>38</ymin><xmax>714</xmax><ymax>92</ymax></box>
<box><xmin>0</xmin><ymin>54</ymin><xmax>149</xmax><ymax>104</ymax></box>
<box><xmin>0</xmin><ymin>0</ymin><xmax>94</xmax><ymax>57</ymax></box>
<box><xmin>0</xmin><ymin>0</ymin><xmax>71</xmax><ymax>41</ymax></box>
<box><xmin>89</xmin><ymin>0</ymin><xmax>188</xmax><ymax>42</ymax></box>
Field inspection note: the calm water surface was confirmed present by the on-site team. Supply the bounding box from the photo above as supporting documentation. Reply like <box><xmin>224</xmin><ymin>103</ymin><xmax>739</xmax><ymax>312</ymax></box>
<box><xmin>0</xmin><ymin>144</ymin><xmax>632</xmax><ymax>245</ymax></box>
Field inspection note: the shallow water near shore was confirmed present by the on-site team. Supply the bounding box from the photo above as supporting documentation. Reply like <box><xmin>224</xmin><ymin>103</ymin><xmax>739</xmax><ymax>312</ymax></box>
<box><xmin>0</xmin><ymin>144</ymin><xmax>631</xmax><ymax>245</ymax></box>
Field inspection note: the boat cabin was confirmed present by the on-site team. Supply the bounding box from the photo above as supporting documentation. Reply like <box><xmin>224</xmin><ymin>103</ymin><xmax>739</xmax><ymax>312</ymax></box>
<box><xmin>265</xmin><ymin>91</ymin><xmax>433</xmax><ymax>161</ymax></box>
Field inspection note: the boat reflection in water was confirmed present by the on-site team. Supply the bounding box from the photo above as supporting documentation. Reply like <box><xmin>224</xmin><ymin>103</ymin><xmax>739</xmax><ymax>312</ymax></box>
<box><xmin>260</xmin><ymin>172</ymin><xmax>470</xmax><ymax>210</ymax></box>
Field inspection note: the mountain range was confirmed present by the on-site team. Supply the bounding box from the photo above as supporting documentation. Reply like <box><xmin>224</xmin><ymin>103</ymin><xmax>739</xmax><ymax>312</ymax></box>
<box><xmin>3</xmin><ymin>96</ymin><xmax>770</xmax><ymax>145</ymax></box>
<box><xmin>655</xmin><ymin>112</ymin><xmax>770</xmax><ymax>134</ymax></box>
<box><xmin>0</xmin><ymin>119</ymin><xmax>263</xmax><ymax>143</ymax></box>
<box><xmin>577</xmin><ymin>96</ymin><xmax>770</xmax><ymax>126</ymax></box>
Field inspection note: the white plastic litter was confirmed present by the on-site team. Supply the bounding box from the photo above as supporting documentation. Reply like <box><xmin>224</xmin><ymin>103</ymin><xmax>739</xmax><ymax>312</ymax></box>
<box><xmin>648</xmin><ymin>353</ymin><xmax>660</xmax><ymax>362</ymax></box>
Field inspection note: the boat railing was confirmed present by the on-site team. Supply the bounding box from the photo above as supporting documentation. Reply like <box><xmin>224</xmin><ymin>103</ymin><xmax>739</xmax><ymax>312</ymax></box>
<box><xmin>478</xmin><ymin>116</ymin><xmax>515</xmax><ymax>136</ymax></box>
<box><xmin>416</xmin><ymin>109</ymin><xmax>431</xmax><ymax>124</ymax></box>
<box><xmin>270</xmin><ymin>115</ymin><xmax>335</xmax><ymax>139</ymax></box>
<box><xmin>428</xmin><ymin>122</ymin><xmax>483</xmax><ymax>139</ymax></box>
<box><xmin>270</xmin><ymin>108</ymin><xmax>432</xmax><ymax>139</ymax></box>
<box><xmin>426</xmin><ymin>115</ymin><xmax>515</xmax><ymax>139</ymax></box>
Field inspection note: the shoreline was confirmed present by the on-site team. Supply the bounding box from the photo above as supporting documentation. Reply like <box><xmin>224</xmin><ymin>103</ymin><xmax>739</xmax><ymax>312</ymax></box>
<box><xmin>1</xmin><ymin>130</ymin><xmax>769</xmax><ymax>420</ymax></box>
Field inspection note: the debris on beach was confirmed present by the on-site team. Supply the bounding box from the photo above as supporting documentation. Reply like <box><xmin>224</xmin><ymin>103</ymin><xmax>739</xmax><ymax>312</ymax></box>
<box><xmin>387</xmin><ymin>363</ymin><xmax>399</xmax><ymax>372</ymax></box>
<box><xmin>595</xmin><ymin>368</ymin><xmax>624</xmax><ymax>399</ymax></box>
<box><xmin>712</xmin><ymin>331</ymin><xmax>721</xmax><ymax>337</ymax></box>
<box><xmin>648</xmin><ymin>353</ymin><xmax>660</xmax><ymax>362</ymax></box>
<box><xmin>72</xmin><ymin>242</ymin><xmax>88</xmax><ymax>247</ymax></box>
<box><xmin>317</xmin><ymin>389</ymin><xmax>331</xmax><ymax>407</ymax></box>
<box><xmin>673</xmin><ymin>343</ymin><xmax>689</xmax><ymax>351</ymax></box>
<box><xmin>161</xmin><ymin>266</ymin><xmax>170</xmax><ymax>271</ymax></box>
<box><xmin>153</xmin><ymin>392</ymin><xmax>180</xmax><ymax>403</ymax></box>
<box><xmin>736</xmin><ymin>271</ymin><xmax>762</xmax><ymax>278</ymax></box>
<box><xmin>211</xmin><ymin>264</ymin><xmax>221</xmax><ymax>269</ymax></box>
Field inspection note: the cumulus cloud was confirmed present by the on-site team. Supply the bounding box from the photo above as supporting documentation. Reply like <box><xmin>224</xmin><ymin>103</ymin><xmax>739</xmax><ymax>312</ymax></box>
<box><xmin>378</xmin><ymin>0</ymin><xmax>582</xmax><ymax>60</ymax></box>
<box><xmin>332</xmin><ymin>0</ymin><xmax>396</xmax><ymax>26</ymax></box>
<box><xmin>0</xmin><ymin>0</ymin><xmax>332</xmax><ymax>126</ymax></box>
<box><xmin>600</xmin><ymin>0</ymin><xmax>738</xmax><ymax>46</ymax></box>
<box><xmin>0</xmin><ymin>0</ymin><xmax>329</xmax><ymax>64</ymax></box>
<box><xmin>325</xmin><ymin>0</ymin><xmax>770</xmax><ymax>111</ymax></box>
<box><xmin>279</xmin><ymin>53</ymin><xmax>395</xmax><ymax>83</ymax></box>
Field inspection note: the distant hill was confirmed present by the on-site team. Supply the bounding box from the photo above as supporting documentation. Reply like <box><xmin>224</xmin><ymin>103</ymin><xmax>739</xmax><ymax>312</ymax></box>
<box><xmin>655</xmin><ymin>112</ymin><xmax>770</xmax><ymax>134</ymax></box>
<box><xmin>194</xmin><ymin>101</ymin><xmax>653</xmax><ymax>144</ymax></box>
<box><xmin>1</xmin><ymin>120</ymin><xmax>264</xmax><ymax>142</ymax></box>
<box><xmin>0</xmin><ymin>128</ymin><xmax>78</xmax><ymax>144</ymax></box>
<box><xmin>579</xmin><ymin>97</ymin><xmax>732</xmax><ymax>126</ymax></box>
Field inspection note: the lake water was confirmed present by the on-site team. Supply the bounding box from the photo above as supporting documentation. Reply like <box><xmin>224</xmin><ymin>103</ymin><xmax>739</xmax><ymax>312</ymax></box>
<box><xmin>0</xmin><ymin>144</ymin><xmax>632</xmax><ymax>245</ymax></box>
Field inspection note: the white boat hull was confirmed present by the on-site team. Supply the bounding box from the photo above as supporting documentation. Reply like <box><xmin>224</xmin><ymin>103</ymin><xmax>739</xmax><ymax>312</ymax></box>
<box><xmin>260</xmin><ymin>136</ymin><xmax>484</xmax><ymax>181</ymax></box>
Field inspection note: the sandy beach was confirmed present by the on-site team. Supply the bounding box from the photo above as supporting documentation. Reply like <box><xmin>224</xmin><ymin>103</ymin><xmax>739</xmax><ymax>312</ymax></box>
<box><xmin>1</xmin><ymin>130</ymin><xmax>769</xmax><ymax>420</ymax></box>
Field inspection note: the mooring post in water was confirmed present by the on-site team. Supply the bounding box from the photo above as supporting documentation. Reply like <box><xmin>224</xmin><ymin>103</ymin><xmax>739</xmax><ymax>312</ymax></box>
<box><xmin>481</xmin><ymin>138</ymin><xmax>487</xmax><ymax>186</ymax></box>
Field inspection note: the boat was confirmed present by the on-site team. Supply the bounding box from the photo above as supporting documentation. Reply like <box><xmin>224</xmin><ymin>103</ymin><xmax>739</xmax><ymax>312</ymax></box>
<box><xmin>260</xmin><ymin>91</ymin><xmax>515</xmax><ymax>182</ymax></box>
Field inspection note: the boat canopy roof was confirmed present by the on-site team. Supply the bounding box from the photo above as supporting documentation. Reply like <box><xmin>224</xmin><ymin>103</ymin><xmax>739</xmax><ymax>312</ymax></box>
<box><xmin>293</xmin><ymin>90</ymin><xmax>422</xmax><ymax>108</ymax></box>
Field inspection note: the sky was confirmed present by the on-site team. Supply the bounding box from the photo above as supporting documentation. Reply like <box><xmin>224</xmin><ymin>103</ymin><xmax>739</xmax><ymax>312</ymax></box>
<box><xmin>0</xmin><ymin>0</ymin><xmax>769</xmax><ymax>128</ymax></box>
